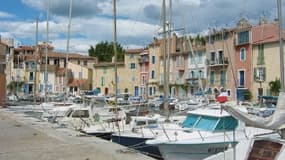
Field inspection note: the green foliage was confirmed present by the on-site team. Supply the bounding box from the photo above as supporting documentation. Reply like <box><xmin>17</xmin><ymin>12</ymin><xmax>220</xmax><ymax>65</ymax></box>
<box><xmin>243</xmin><ymin>89</ymin><xmax>252</xmax><ymax>101</ymax></box>
<box><xmin>124</xmin><ymin>88</ymin><xmax>128</xmax><ymax>93</ymax></box>
<box><xmin>7</xmin><ymin>81</ymin><xmax>24</xmax><ymax>94</ymax></box>
<box><xmin>88</xmin><ymin>41</ymin><xmax>125</xmax><ymax>62</ymax></box>
<box><xmin>269</xmin><ymin>78</ymin><xmax>281</xmax><ymax>96</ymax></box>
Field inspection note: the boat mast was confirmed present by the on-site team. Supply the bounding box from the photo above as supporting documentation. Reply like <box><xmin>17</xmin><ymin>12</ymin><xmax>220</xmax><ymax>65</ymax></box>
<box><xmin>166</xmin><ymin>0</ymin><xmax>172</xmax><ymax>100</ymax></box>
<box><xmin>277</xmin><ymin>0</ymin><xmax>285</xmax><ymax>139</ymax></box>
<box><xmin>113</xmin><ymin>0</ymin><xmax>118</xmax><ymax>109</ymax></box>
<box><xmin>65</xmin><ymin>0</ymin><xmax>73</xmax><ymax>102</ymax></box>
<box><xmin>278</xmin><ymin>0</ymin><xmax>284</xmax><ymax>92</ymax></box>
<box><xmin>44</xmin><ymin>0</ymin><xmax>50</xmax><ymax>102</ymax></box>
<box><xmin>34</xmin><ymin>17</ymin><xmax>38</xmax><ymax>104</ymax></box>
<box><xmin>162</xmin><ymin>0</ymin><xmax>168</xmax><ymax>110</ymax></box>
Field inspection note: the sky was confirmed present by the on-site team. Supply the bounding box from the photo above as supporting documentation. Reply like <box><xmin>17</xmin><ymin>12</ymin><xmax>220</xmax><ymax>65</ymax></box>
<box><xmin>0</xmin><ymin>0</ymin><xmax>283</xmax><ymax>55</ymax></box>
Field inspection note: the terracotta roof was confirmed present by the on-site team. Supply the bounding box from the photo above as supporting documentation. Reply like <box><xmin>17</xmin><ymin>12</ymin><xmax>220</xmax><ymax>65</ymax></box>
<box><xmin>139</xmin><ymin>50</ymin><xmax>149</xmax><ymax>55</ymax></box>
<box><xmin>93</xmin><ymin>62</ymin><xmax>124</xmax><ymax>67</ymax></box>
<box><xmin>125</xmin><ymin>48</ymin><xmax>144</xmax><ymax>54</ymax></box>
<box><xmin>252</xmin><ymin>22</ymin><xmax>285</xmax><ymax>44</ymax></box>
<box><xmin>46</xmin><ymin>52</ymin><xmax>97</xmax><ymax>60</ymax></box>
<box><xmin>17</xmin><ymin>46</ymin><xmax>35</xmax><ymax>50</ymax></box>
<box><xmin>68</xmin><ymin>79</ymin><xmax>87</xmax><ymax>87</ymax></box>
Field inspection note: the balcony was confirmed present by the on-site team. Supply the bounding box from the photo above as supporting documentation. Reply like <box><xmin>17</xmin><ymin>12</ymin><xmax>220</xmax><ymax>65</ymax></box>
<box><xmin>186</xmin><ymin>77</ymin><xmax>199</xmax><ymax>85</ymax></box>
<box><xmin>207</xmin><ymin>57</ymin><xmax>229</xmax><ymax>67</ymax></box>
<box><xmin>138</xmin><ymin>57</ymin><xmax>149</xmax><ymax>63</ymax></box>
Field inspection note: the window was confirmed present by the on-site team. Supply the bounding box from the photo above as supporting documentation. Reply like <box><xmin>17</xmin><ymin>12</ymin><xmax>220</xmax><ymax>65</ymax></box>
<box><xmin>77</xmin><ymin>60</ymin><xmax>80</xmax><ymax>65</ymax></box>
<box><xmin>153</xmin><ymin>87</ymin><xmax>156</xmax><ymax>95</ymax></box>
<box><xmin>257</xmin><ymin>44</ymin><xmax>265</xmax><ymax>65</ymax></box>
<box><xmin>223</xmin><ymin>32</ymin><xmax>229</xmax><ymax>40</ymax></box>
<box><xmin>238</xmin><ymin>31</ymin><xmax>249</xmax><ymax>44</ymax></box>
<box><xmin>198</xmin><ymin>52</ymin><xmax>203</xmax><ymax>64</ymax></box>
<box><xmin>254</xmin><ymin>67</ymin><xmax>266</xmax><ymax>82</ymax></box>
<box><xmin>84</xmin><ymin>60</ymin><xmax>87</xmax><ymax>66</ymax></box>
<box><xmin>220</xmin><ymin>70</ymin><xmax>226</xmax><ymax>85</ymax></box>
<box><xmin>210</xmin><ymin>71</ymin><xmax>215</xmax><ymax>85</ymax></box>
<box><xmin>130</xmin><ymin>54</ymin><xmax>135</xmax><ymax>59</ymax></box>
<box><xmin>142</xmin><ymin>76</ymin><xmax>146</xmax><ymax>85</ymax></box>
<box><xmin>199</xmin><ymin>70</ymin><xmax>204</xmax><ymax>79</ymax></box>
<box><xmin>218</xmin><ymin>50</ymin><xmax>224</xmax><ymax>64</ymax></box>
<box><xmin>151</xmin><ymin>70</ymin><xmax>155</xmax><ymax>79</ymax></box>
<box><xmin>101</xmin><ymin>77</ymin><xmax>105</xmax><ymax>86</ymax></box>
<box><xmin>240</xmin><ymin>48</ymin><xmax>246</xmax><ymax>61</ymax></box>
<box><xmin>25</xmin><ymin>62</ymin><xmax>29</xmax><ymax>69</ymax></box>
<box><xmin>29</xmin><ymin>72</ymin><xmax>34</xmax><ymax>81</ymax></box>
<box><xmin>130</xmin><ymin>63</ymin><xmax>136</xmax><ymax>69</ymax></box>
<box><xmin>149</xmin><ymin>87</ymin><xmax>153</xmax><ymax>96</ymax></box>
<box><xmin>190</xmin><ymin>71</ymin><xmax>195</xmax><ymax>79</ymax></box>
<box><xmin>210</xmin><ymin>52</ymin><xmax>215</xmax><ymax>64</ymax></box>
<box><xmin>152</xmin><ymin>56</ymin><xmax>155</xmax><ymax>64</ymax></box>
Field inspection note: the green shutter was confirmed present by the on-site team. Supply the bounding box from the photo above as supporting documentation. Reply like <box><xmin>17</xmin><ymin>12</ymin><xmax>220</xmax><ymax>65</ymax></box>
<box><xmin>263</xmin><ymin>67</ymin><xmax>266</xmax><ymax>81</ymax></box>
<box><xmin>254</xmin><ymin>68</ymin><xmax>257</xmax><ymax>81</ymax></box>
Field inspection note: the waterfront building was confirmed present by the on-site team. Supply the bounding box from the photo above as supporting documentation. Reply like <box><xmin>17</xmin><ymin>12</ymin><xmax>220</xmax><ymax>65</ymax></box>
<box><xmin>234</xmin><ymin>18</ymin><xmax>253</xmax><ymax>101</ymax></box>
<box><xmin>138</xmin><ymin>50</ymin><xmax>149</xmax><ymax>99</ymax></box>
<box><xmin>251</xmin><ymin>20</ymin><xmax>285</xmax><ymax>100</ymax></box>
<box><xmin>205</xmin><ymin>27</ymin><xmax>236</xmax><ymax>101</ymax></box>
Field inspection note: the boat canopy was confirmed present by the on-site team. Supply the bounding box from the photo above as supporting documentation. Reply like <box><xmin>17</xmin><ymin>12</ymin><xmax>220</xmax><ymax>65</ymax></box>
<box><xmin>223</xmin><ymin>92</ymin><xmax>285</xmax><ymax>130</ymax></box>
<box><xmin>182</xmin><ymin>114</ymin><xmax>238</xmax><ymax>131</ymax></box>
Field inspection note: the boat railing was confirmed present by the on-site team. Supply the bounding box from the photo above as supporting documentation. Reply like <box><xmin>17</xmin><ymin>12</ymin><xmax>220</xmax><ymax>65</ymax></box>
<box><xmin>253</xmin><ymin>131</ymin><xmax>278</xmax><ymax>138</ymax></box>
<box><xmin>162</xmin><ymin>124</ymin><xmax>171</xmax><ymax>141</ymax></box>
<box><xmin>197</xmin><ymin>130</ymin><xmax>205</xmax><ymax>141</ymax></box>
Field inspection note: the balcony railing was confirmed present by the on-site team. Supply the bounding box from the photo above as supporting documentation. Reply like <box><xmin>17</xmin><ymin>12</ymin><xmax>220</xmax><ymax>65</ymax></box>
<box><xmin>207</xmin><ymin>57</ymin><xmax>229</xmax><ymax>67</ymax></box>
<box><xmin>138</xmin><ymin>57</ymin><xmax>149</xmax><ymax>63</ymax></box>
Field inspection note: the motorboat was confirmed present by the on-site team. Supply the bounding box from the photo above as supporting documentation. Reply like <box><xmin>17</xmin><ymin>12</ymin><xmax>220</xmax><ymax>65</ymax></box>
<box><xmin>146</xmin><ymin>105</ymin><xmax>271</xmax><ymax>160</ymax></box>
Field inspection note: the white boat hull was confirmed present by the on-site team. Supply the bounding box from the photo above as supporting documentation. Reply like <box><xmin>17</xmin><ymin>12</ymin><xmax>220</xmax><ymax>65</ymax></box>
<box><xmin>157</xmin><ymin>142</ymin><xmax>235</xmax><ymax>160</ymax></box>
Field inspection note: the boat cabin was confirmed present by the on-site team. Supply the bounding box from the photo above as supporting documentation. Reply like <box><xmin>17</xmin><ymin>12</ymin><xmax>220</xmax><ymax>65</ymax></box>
<box><xmin>182</xmin><ymin>109</ymin><xmax>238</xmax><ymax>132</ymax></box>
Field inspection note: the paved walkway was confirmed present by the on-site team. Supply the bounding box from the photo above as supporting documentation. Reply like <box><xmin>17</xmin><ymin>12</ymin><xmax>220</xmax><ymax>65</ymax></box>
<box><xmin>0</xmin><ymin>108</ymin><xmax>155</xmax><ymax>160</ymax></box>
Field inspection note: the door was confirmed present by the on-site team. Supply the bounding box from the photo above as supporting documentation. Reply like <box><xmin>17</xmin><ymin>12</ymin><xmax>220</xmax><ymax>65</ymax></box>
<box><xmin>239</xmin><ymin>70</ymin><xmax>245</xmax><ymax>86</ymax></box>
<box><xmin>134</xmin><ymin>86</ymin><xmax>139</xmax><ymax>97</ymax></box>
<box><xmin>104</xmin><ymin>87</ymin><xmax>109</xmax><ymax>95</ymax></box>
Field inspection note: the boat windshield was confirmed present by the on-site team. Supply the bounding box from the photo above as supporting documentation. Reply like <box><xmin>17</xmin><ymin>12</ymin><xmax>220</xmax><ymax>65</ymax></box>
<box><xmin>71</xmin><ymin>110</ymin><xmax>89</xmax><ymax>118</ymax></box>
<box><xmin>182</xmin><ymin>114</ymin><xmax>238</xmax><ymax>131</ymax></box>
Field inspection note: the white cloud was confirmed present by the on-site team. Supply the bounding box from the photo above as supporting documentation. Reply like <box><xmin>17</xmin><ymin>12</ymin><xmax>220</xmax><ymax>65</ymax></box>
<box><xmin>1</xmin><ymin>0</ymin><xmax>283</xmax><ymax>55</ymax></box>
<box><xmin>0</xmin><ymin>11</ymin><xmax>15</xmax><ymax>18</ymax></box>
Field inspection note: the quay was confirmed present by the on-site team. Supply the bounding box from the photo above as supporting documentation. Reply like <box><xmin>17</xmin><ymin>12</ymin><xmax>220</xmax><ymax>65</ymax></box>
<box><xmin>0</xmin><ymin>108</ymin><xmax>155</xmax><ymax>160</ymax></box>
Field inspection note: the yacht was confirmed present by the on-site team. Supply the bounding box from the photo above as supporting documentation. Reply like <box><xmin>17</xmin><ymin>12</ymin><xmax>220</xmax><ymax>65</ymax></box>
<box><xmin>204</xmin><ymin>92</ymin><xmax>285</xmax><ymax>160</ymax></box>
<box><xmin>146</xmin><ymin>105</ymin><xmax>271</xmax><ymax>160</ymax></box>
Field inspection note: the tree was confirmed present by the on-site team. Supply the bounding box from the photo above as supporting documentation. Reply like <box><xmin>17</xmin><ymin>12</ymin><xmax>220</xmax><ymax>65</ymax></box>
<box><xmin>7</xmin><ymin>81</ymin><xmax>24</xmax><ymax>95</ymax></box>
<box><xmin>269</xmin><ymin>78</ymin><xmax>281</xmax><ymax>96</ymax></box>
<box><xmin>88</xmin><ymin>41</ymin><xmax>125</xmax><ymax>62</ymax></box>
<box><xmin>243</xmin><ymin>89</ymin><xmax>252</xmax><ymax>101</ymax></box>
